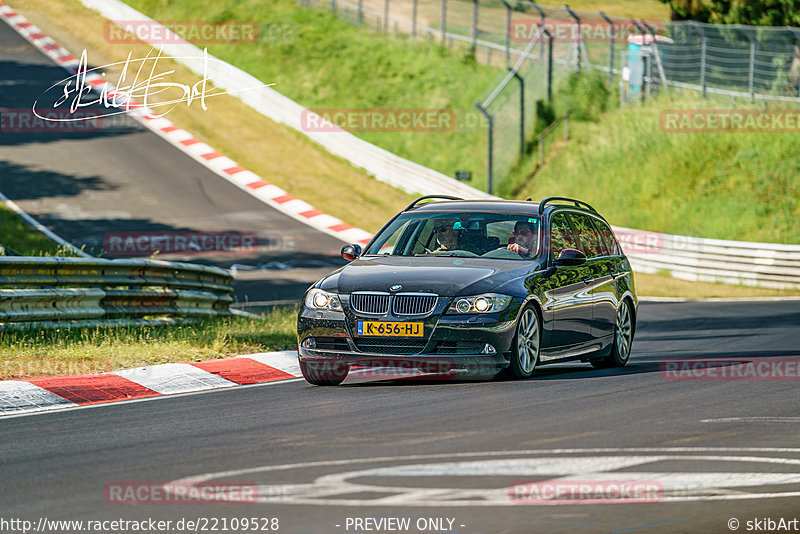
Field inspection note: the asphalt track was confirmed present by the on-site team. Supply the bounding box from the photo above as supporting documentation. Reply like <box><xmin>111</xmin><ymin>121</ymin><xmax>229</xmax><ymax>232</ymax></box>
<box><xmin>2</xmin><ymin>12</ymin><xmax>800</xmax><ymax>534</ymax></box>
<box><xmin>0</xmin><ymin>19</ymin><xmax>346</xmax><ymax>306</ymax></box>
<box><xmin>2</xmin><ymin>300</ymin><xmax>800</xmax><ymax>534</ymax></box>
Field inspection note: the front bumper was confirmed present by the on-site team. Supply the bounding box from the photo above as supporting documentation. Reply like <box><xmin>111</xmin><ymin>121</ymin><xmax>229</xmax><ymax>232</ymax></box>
<box><xmin>297</xmin><ymin>305</ymin><xmax>519</xmax><ymax>372</ymax></box>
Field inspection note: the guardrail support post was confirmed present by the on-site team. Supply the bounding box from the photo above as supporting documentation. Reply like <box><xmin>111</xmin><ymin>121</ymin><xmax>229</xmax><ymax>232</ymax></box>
<box><xmin>475</xmin><ymin>103</ymin><xmax>494</xmax><ymax>195</ymax></box>
<box><xmin>528</xmin><ymin>2</ymin><xmax>546</xmax><ymax>65</ymax></box>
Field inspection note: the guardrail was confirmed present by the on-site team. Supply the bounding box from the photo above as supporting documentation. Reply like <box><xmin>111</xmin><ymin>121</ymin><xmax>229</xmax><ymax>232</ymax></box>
<box><xmin>0</xmin><ymin>257</ymin><xmax>233</xmax><ymax>329</ymax></box>
<box><xmin>615</xmin><ymin>227</ymin><xmax>800</xmax><ymax>290</ymax></box>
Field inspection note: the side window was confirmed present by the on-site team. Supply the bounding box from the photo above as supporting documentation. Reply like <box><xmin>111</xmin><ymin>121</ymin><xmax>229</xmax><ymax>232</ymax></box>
<box><xmin>566</xmin><ymin>213</ymin><xmax>605</xmax><ymax>259</ymax></box>
<box><xmin>549</xmin><ymin>212</ymin><xmax>579</xmax><ymax>260</ymax></box>
<box><xmin>592</xmin><ymin>218</ymin><xmax>621</xmax><ymax>256</ymax></box>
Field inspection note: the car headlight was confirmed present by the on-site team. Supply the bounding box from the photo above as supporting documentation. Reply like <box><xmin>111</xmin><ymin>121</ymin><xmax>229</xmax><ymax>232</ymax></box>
<box><xmin>448</xmin><ymin>293</ymin><xmax>512</xmax><ymax>314</ymax></box>
<box><xmin>304</xmin><ymin>289</ymin><xmax>342</xmax><ymax>311</ymax></box>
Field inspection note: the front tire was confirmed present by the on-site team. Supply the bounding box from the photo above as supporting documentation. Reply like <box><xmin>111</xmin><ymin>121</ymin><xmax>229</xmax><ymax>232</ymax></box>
<box><xmin>300</xmin><ymin>360</ymin><xmax>349</xmax><ymax>386</ymax></box>
<box><xmin>507</xmin><ymin>305</ymin><xmax>541</xmax><ymax>379</ymax></box>
<box><xmin>591</xmin><ymin>299</ymin><xmax>634</xmax><ymax>369</ymax></box>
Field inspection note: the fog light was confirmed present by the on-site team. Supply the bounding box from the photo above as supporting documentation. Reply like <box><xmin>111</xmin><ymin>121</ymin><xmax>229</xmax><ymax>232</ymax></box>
<box><xmin>301</xmin><ymin>337</ymin><xmax>316</xmax><ymax>349</ymax></box>
<box><xmin>456</xmin><ymin>299</ymin><xmax>471</xmax><ymax>313</ymax></box>
<box><xmin>481</xmin><ymin>343</ymin><xmax>496</xmax><ymax>354</ymax></box>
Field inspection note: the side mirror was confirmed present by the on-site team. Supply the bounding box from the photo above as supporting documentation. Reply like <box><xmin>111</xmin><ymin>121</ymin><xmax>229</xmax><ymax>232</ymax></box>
<box><xmin>554</xmin><ymin>248</ymin><xmax>587</xmax><ymax>266</ymax></box>
<box><xmin>341</xmin><ymin>244</ymin><xmax>362</xmax><ymax>261</ymax></box>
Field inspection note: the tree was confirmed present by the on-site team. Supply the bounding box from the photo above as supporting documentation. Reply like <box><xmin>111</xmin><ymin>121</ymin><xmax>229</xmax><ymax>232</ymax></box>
<box><xmin>659</xmin><ymin>0</ymin><xmax>800</xmax><ymax>26</ymax></box>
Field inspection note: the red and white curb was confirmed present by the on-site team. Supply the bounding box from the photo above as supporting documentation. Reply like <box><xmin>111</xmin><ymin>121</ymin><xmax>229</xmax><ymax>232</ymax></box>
<box><xmin>0</xmin><ymin>351</ymin><xmax>302</xmax><ymax>417</ymax></box>
<box><xmin>0</xmin><ymin>2</ymin><xmax>373</xmax><ymax>247</ymax></box>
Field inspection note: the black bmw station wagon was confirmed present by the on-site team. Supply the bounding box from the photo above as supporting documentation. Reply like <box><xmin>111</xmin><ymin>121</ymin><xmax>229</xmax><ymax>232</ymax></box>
<box><xmin>297</xmin><ymin>196</ymin><xmax>637</xmax><ymax>385</ymax></box>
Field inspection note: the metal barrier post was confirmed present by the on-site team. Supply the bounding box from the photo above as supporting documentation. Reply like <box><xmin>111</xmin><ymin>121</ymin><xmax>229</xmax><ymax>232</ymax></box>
<box><xmin>545</xmin><ymin>26</ymin><xmax>553</xmax><ymax>101</ymax></box>
<box><xmin>358</xmin><ymin>0</ymin><xmax>363</xmax><ymax>25</ymax></box>
<box><xmin>384</xmin><ymin>0</ymin><xmax>389</xmax><ymax>32</ymax></box>
<box><xmin>528</xmin><ymin>2</ymin><xmax>546</xmax><ymax>65</ymax></box>
<box><xmin>690</xmin><ymin>22</ymin><xmax>707</xmax><ymax>98</ymax></box>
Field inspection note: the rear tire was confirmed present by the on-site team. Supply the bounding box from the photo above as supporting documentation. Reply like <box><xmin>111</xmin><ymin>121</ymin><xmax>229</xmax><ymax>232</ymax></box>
<box><xmin>506</xmin><ymin>304</ymin><xmax>540</xmax><ymax>379</ymax></box>
<box><xmin>591</xmin><ymin>299</ymin><xmax>633</xmax><ymax>369</ymax></box>
<box><xmin>300</xmin><ymin>360</ymin><xmax>349</xmax><ymax>386</ymax></box>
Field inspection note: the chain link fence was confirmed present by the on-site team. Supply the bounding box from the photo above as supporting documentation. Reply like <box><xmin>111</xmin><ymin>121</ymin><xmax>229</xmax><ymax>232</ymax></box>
<box><xmin>299</xmin><ymin>0</ymin><xmax>800</xmax><ymax>193</ymax></box>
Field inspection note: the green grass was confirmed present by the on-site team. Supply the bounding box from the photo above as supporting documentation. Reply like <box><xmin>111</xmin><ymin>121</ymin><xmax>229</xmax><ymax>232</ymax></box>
<box><xmin>0</xmin><ymin>203</ymin><xmax>79</xmax><ymax>256</ymax></box>
<box><xmin>124</xmin><ymin>0</ymin><xmax>501</xmax><ymax>189</ymax></box>
<box><xmin>0</xmin><ymin>308</ymin><xmax>298</xmax><ymax>380</ymax></box>
<box><xmin>509</xmin><ymin>87</ymin><xmax>800</xmax><ymax>244</ymax></box>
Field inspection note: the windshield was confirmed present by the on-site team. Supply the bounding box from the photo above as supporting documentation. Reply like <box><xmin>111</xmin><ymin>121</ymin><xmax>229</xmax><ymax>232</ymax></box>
<box><xmin>365</xmin><ymin>211</ymin><xmax>543</xmax><ymax>260</ymax></box>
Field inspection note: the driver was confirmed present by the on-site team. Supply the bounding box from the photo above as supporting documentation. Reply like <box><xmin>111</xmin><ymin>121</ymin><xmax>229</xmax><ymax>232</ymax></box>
<box><xmin>508</xmin><ymin>220</ymin><xmax>538</xmax><ymax>257</ymax></box>
<box><xmin>432</xmin><ymin>218</ymin><xmax>459</xmax><ymax>252</ymax></box>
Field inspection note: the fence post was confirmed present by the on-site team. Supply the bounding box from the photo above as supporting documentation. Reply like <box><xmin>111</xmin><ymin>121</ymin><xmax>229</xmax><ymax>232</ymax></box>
<box><xmin>691</xmin><ymin>22</ymin><xmax>707</xmax><ymax>98</ymax></box>
<box><xmin>600</xmin><ymin>11</ymin><xmax>614</xmax><ymax>83</ymax></box>
<box><xmin>475</xmin><ymin>104</ymin><xmax>494</xmax><ymax>195</ymax></box>
<box><xmin>472</xmin><ymin>0</ymin><xmax>478</xmax><ymax>51</ymax></box>
<box><xmin>564</xmin><ymin>112</ymin><xmax>569</xmax><ymax>140</ymax></box>
<box><xmin>501</xmin><ymin>0</ymin><xmax>511</xmax><ymax>67</ymax></box>
<box><xmin>441</xmin><ymin>0</ymin><xmax>447</xmax><ymax>46</ymax></box>
<box><xmin>330</xmin><ymin>0</ymin><xmax>336</xmax><ymax>14</ymax></box>
<box><xmin>358</xmin><ymin>0</ymin><xmax>363</xmax><ymax>26</ymax></box>
<box><xmin>412</xmin><ymin>0</ymin><xmax>418</xmax><ymax>36</ymax></box>
<box><xmin>565</xmin><ymin>5</ymin><xmax>582</xmax><ymax>72</ymax></box>
<box><xmin>545</xmin><ymin>27</ymin><xmax>553</xmax><ymax>101</ymax></box>
<box><xmin>746</xmin><ymin>28</ymin><xmax>756</xmax><ymax>101</ymax></box>
<box><xmin>529</xmin><ymin>2</ymin><xmax>546</xmax><ymax>65</ymax></box>
<box><xmin>509</xmin><ymin>68</ymin><xmax>525</xmax><ymax>158</ymax></box>
<box><xmin>642</xmin><ymin>20</ymin><xmax>668</xmax><ymax>90</ymax></box>
<box><xmin>384</xmin><ymin>0</ymin><xmax>389</xmax><ymax>32</ymax></box>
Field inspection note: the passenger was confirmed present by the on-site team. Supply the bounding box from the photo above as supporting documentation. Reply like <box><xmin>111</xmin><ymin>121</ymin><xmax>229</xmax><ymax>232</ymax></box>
<box><xmin>508</xmin><ymin>220</ymin><xmax>538</xmax><ymax>257</ymax></box>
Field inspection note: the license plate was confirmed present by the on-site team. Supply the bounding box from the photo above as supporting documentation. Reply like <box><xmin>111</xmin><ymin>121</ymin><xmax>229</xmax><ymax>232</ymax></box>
<box><xmin>357</xmin><ymin>321</ymin><xmax>424</xmax><ymax>337</ymax></box>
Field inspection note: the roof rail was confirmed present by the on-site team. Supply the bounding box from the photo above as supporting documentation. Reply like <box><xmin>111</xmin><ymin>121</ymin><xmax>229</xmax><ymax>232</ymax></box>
<box><xmin>538</xmin><ymin>196</ymin><xmax>597</xmax><ymax>214</ymax></box>
<box><xmin>403</xmin><ymin>195</ymin><xmax>463</xmax><ymax>211</ymax></box>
